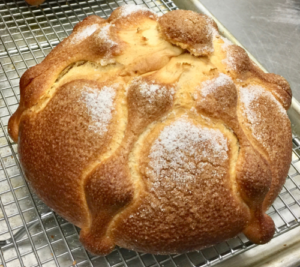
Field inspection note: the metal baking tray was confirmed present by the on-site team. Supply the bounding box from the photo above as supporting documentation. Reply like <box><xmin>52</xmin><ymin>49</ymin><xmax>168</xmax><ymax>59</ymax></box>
<box><xmin>0</xmin><ymin>0</ymin><xmax>300</xmax><ymax>266</ymax></box>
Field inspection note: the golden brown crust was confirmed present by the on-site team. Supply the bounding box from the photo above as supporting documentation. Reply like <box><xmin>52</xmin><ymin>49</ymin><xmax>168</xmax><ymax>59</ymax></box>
<box><xmin>18</xmin><ymin>79</ymin><xmax>121</xmax><ymax>227</ymax></box>
<box><xmin>249</xmin><ymin>63</ymin><xmax>292</xmax><ymax>109</ymax></box>
<box><xmin>112</xmin><ymin>115</ymin><xmax>250</xmax><ymax>254</ymax></box>
<box><xmin>236</xmin><ymin>84</ymin><xmax>292</xmax><ymax>210</ymax></box>
<box><xmin>9</xmin><ymin>16</ymin><xmax>107</xmax><ymax>142</ymax></box>
<box><xmin>108</xmin><ymin>5</ymin><xmax>157</xmax><ymax>23</ymax></box>
<box><xmin>194</xmin><ymin>72</ymin><xmax>276</xmax><ymax>244</ymax></box>
<box><xmin>9</xmin><ymin>6</ymin><xmax>293</xmax><ymax>255</ymax></box>
<box><xmin>226</xmin><ymin>45</ymin><xmax>252</xmax><ymax>74</ymax></box>
<box><xmin>81</xmin><ymin>75</ymin><xmax>176</xmax><ymax>255</ymax></box>
<box><xmin>158</xmin><ymin>10</ymin><xmax>217</xmax><ymax>56</ymax></box>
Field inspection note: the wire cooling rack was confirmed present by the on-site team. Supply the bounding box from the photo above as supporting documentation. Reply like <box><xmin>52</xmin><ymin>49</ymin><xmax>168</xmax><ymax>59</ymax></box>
<box><xmin>1</xmin><ymin>0</ymin><xmax>300</xmax><ymax>266</ymax></box>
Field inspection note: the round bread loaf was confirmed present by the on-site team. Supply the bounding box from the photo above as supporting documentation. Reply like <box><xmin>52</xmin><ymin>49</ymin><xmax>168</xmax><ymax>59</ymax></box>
<box><xmin>8</xmin><ymin>6</ymin><xmax>292</xmax><ymax>255</ymax></box>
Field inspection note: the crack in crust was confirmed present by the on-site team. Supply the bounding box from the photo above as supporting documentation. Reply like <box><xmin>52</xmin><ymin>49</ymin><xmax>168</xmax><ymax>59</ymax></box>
<box><xmin>9</xmin><ymin>6</ymin><xmax>292</xmax><ymax>255</ymax></box>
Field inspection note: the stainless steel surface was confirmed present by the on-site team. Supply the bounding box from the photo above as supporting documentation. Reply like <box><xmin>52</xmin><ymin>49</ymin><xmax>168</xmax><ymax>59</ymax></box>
<box><xmin>175</xmin><ymin>0</ymin><xmax>300</xmax><ymax>102</ymax></box>
<box><xmin>1</xmin><ymin>0</ymin><xmax>300</xmax><ymax>266</ymax></box>
<box><xmin>215</xmin><ymin>226</ymin><xmax>300</xmax><ymax>267</ymax></box>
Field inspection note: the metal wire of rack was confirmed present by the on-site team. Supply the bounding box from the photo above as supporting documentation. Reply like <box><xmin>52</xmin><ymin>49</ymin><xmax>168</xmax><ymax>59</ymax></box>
<box><xmin>0</xmin><ymin>0</ymin><xmax>300</xmax><ymax>266</ymax></box>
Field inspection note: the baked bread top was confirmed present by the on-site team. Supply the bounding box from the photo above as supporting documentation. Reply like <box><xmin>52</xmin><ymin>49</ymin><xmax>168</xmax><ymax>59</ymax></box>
<box><xmin>8</xmin><ymin>6</ymin><xmax>292</xmax><ymax>255</ymax></box>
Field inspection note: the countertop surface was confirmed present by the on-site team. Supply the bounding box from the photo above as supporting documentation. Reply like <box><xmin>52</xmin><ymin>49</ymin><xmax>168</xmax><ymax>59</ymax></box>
<box><xmin>177</xmin><ymin>0</ymin><xmax>300</xmax><ymax>101</ymax></box>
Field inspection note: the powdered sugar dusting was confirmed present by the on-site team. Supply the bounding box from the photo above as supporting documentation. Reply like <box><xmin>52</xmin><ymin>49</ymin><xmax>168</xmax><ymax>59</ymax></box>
<box><xmin>206</xmin><ymin>16</ymin><xmax>219</xmax><ymax>39</ymax></box>
<box><xmin>220</xmin><ymin>36</ymin><xmax>236</xmax><ymax>70</ymax></box>
<box><xmin>191</xmin><ymin>44</ymin><xmax>214</xmax><ymax>55</ymax></box>
<box><xmin>138</xmin><ymin>80</ymin><xmax>175</xmax><ymax>103</ymax></box>
<box><xmin>200</xmin><ymin>73</ymin><xmax>233</xmax><ymax>97</ymax></box>
<box><xmin>81</xmin><ymin>85</ymin><xmax>116</xmax><ymax>134</ymax></box>
<box><xmin>97</xmin><ymin>24</ymin><xmax>117</xmax><ymax>66</ymax></box>
<box><xmin>222</xmin><ymin>54</ymin><xmax>236</xmax><ymax>70</ymax></box>
<box><xmin>211</xmin><ymin>27</ymin><xmax>219</xmax><ymax>39</ymax></box>
<box><xmin>148</xmin><ymin>118</ymin><xmax>228</xmax><ymax>185</ymax></box>
<box><xmin>194</xmin><ymin>16</ymin><xmax>221</xmax><ymax>55</ymax></box>
<box><xmin>240</xmin><ymin>85</ymin><xmax>287</xmax><ymax>118</ymax></box>
<box><xmin>71</xmin><ymin>24</ymin><xmax>99</xmax><ymax>44</ymax></box>
<box><xmin>119</xmin><ymin>5</ymin><xmax>155</xmax><ymax>18</ymax></box>
<box><xmin>221</xmin><ymin>36</ymin><xmax>233</xmax><ymax>49</ymax></box>
<box><xmin>100</xmin><ymin>58</ymin><xmax>116</xmax><ymax>66</ymax></box>
<box><xmin>98</xmin><ymin>24</ymin><xmax>117</xmax><ymax>48</ymax></box>
<box><xmin>239</xmin><ymin>85</ymin><xmax>288</xmax><ymax>146</ymax></box>
<box><xmin>192</xmin><ymin>21</ymin><xmax>216</xmax><ymax>55</ymax></box>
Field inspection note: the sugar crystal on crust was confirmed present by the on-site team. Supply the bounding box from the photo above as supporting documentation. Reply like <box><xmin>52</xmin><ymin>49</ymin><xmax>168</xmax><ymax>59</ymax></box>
<box><xmin>71</xmin><ymin>24</ymin><xmax>99</xmax><ymax>44</ymax></box>
<box><xmin>221</xmin><ymin>36</ymin><xmax>233</xmax><ymax>49</ymax></box>
<box><xmin>148</xmin><ymin>118</ymin><xmax>229</xmax><ymax>185</ymax></box>
<box><xmin>158</xmin><ymin>10</ymin><xmax>217</xmax><ymax>56</ymax></box>
<box><xmin>221</xmin><ymin>37</ymin><xmax>236</xmax><ymax>71</ymax></box>
<box><xmin>81</xmin><ymin>85</ymin><xmax>116</xmax><ymax>134</ymax></box>
<box><xmin>119</xmin><ymin>5</ymin><xmax>155</xmax><ymax>17</ymax></box>
<box><xmin>98</xmin><ymin>24</ymin><xmax>117</xmax><ymax>48</ymax></box>
<box><xmin>136</xmin><ymin>79</ymin><xmax>175</xmax><ymax>103</ymax></box>
<box><xmin>200</xmin><ymin>73</ymin><xmax>233</xmax><ymax>98</ymax></box>
<box><xmin>239</xmin><ymin>85</ymin><xmax>288</xmax><ymax>147</ymax></box>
